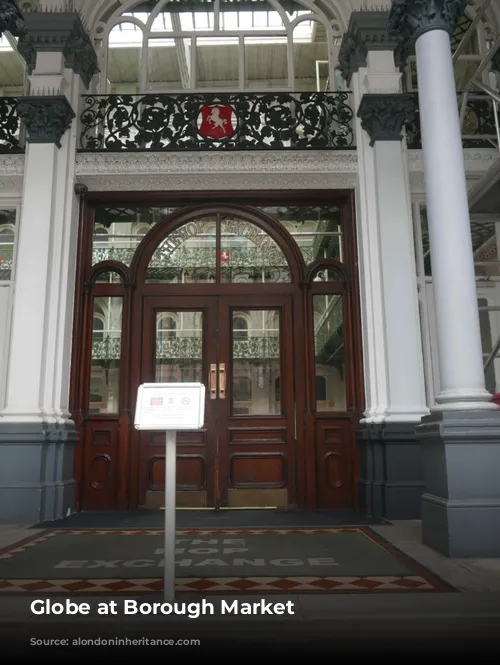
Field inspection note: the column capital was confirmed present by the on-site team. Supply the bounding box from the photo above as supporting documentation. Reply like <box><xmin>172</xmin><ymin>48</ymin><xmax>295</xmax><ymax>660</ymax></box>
<box><xmin>0</xmin><ymin>0</ymin><xmax>26</xmax><ymax>39</ymax></box>
<box><xmin>17</xmin><ymin>11</ymin><xmax>99</xmax><ymax>88</ymax></box>
<box><xmin>389</xmin><ymin>0</ymin><xmax>467</xmax><ymax>65</ymax></box>
<box><xmin>17</xmin><ymin>95</ymin><xmax>75</xmax><ymax>148</ymax></box>
<box><xmin>338</xmin><ymin>11</ymin><xmax>398</xmax><ymax>85</ymax></box>
<box><xmin>357</xmin><ymin>93</ymin><xmax>415</xmax><ymax>146</ymax></box>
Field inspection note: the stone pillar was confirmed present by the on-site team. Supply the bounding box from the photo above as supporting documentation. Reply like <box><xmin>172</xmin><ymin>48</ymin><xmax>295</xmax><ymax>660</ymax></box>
<box><xmin>0</xmin><ymin>12</ymin><xmax>98</xmax><ymax>524</ymax></box>
<box><xmin>339</xmin><ymin>12</ymin><xmax>428</xmax><ymax>520</ymax></box>
<box><xmin>0</xmin><ymin>0</ymin><xmax>25</xmax><ymax>39</ymax></box>
<box><xmin>389</xmin><ymin>0</ymin><xmax>500</xmax><ymax>556</ymax></box>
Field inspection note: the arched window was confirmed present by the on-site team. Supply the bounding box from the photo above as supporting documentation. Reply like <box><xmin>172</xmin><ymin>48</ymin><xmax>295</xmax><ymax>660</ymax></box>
<box><xmin>157</xmin><ymin>313</ymin><xmax>178</xmax><ymax>340</ymax></box>
<box><xmin>233</xmin><ymin>315</ymin><xmax>249</xmax><ymax>341</ymax></box>
<box><xmin>93</xmin><ymin>315</ymin><xmax>105</xmax><ymax>342</ymax></box>
<box><xmin>146</xmin><ymin>215</ymin><xmax>291</xmax><ymax>283</ymax></box>
<box><xmin>97</xmin><ymin>0</ymin><xmax>343</xmax><ymax>94</ymax></box>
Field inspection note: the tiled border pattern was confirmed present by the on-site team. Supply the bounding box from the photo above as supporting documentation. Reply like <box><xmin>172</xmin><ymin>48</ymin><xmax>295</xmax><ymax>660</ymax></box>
<box><xmin>0</xmin><ymin>576</ymin><xmax>436</xmax><ymax>594</ymax></box>
<box><xmin>0</xmin><ymin>527</ymin><xmax>454</xmax><ymax>593</ymax></box>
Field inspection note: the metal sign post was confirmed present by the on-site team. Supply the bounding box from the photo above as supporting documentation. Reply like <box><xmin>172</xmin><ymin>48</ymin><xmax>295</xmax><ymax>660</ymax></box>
<box><xmin>134</xmin><ymin>383</ymin><xmax>205</xmax><ymax>603</ymax></box>
<box><xmin>164</xmin><ymin>430</ymin><xmax>177</xmax><ymax>602</ymax></box>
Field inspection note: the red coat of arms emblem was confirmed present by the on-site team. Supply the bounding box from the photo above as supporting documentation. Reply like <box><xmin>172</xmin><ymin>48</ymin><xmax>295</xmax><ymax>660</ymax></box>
<box><xmin>199</xmin><ymin>105</ymin><xmax>234</xmax><ymax>140</ymax></box>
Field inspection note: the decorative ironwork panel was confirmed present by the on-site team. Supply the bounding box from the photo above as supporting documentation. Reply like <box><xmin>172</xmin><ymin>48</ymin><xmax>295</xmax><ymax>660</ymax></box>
<box><xmin>92</xmin><ymin>336</ymin><xmax>122</xmax><ymax>360</ymax></box>
<box><xmin>93</xmin><ymin>248</ymin><xmax>136</xmax><ymax>265</ymax></box>
<box><xmin>406</xmin><ymin>92</ymin><xmax>498</xmax><ymax>150</ymax></box>
<box><xmin>419</xmin><ymin>206</ymin><xmax>495</xmax><ymax>277</ymax></box>
<box><xmin>79</xmin><ymin>92</ymin><xmax>355</xmax><ymax>151</ymax></box>
<box><xmin>153</xmin><ymin>337</ymin><xmax>280</xmax><ymax>361</ymax></box>
<box><xmin>0</xmin><ymin>251</ymin><xmax>13</xmax><ymax>281</ymax></box>
<box><xmin>0</xmin><ymin>97</ymin><xmax>23</xmax><ymax>154</ymax></box>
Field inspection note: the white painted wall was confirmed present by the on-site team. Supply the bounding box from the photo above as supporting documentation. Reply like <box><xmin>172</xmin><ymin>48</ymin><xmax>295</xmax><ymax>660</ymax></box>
<box><xmin>0</xmin><ymin>285</ymin><xmax>12</xmax><ymax>410</ymax></box>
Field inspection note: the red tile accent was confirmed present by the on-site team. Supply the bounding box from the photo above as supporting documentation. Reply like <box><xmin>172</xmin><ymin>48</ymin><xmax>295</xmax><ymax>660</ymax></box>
<box><xmin>350</xmin><ymin>578</ymin><xmax>384</xmax><ymax>589</ymax></box>
<box><xmin>391</xmin><ymin>578</ymin><xmax>426</xmax><ymax>588</ymax></box>
<box><xmin>63</xmin><ymin>581</ymin><xmax>95</xmax><ymax>592</ymax></box>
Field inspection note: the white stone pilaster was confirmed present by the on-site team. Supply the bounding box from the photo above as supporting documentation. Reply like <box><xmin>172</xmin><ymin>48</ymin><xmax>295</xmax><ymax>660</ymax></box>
<box><xmin>2</xmin><ymin>140</ymin><xmax>59</xmax><ymax>421</ymax></box>
<box><xmin>352</xmin><ymin>50</ymin><xmax>428</xmax><ymax>423</ymax></box>
<box><xmin>352</xmin><ymin>66</ymin><xmax>387</xmax><ymax>423</ymax></box>
<box><xmin>1</xmin><ymin>53</ymin><xmax>84</xmax><ymax>423</ymax></box>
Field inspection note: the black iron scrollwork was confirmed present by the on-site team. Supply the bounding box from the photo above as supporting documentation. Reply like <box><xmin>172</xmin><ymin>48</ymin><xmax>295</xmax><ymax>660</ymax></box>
<box><xmin>0</xmin><ymin>97</ymin><xmax>23</xmax><ymax>153</ymax></box>
<box><xmin>79</xmin><ymin>92</ymin><xmax>355</xmax><ymax>151</ymax></box>
<box><xmin>405</xmin><ymin>92</ymin><xmax>498</xmax><ymax>150</ymax></box>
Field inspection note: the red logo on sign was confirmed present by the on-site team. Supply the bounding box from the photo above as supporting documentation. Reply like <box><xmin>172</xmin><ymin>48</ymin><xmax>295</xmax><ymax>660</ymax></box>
<box><xmin>220</xmin><ymin>250</ymin><xmax>230</xmax><ymax>263</ymax></box>
<box><xmin>199</xmin><ymin>105</ymin><xmax>234</xmax><ymax>139</ymax></box>
<box><xmin>151</xmin><ymin>397</ymin><xmax>163</xmax><ymax>406</ymax></box>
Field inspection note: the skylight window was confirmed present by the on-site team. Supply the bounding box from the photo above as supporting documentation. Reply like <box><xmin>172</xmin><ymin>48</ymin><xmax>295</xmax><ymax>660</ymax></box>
<box><xmin>109</xmin><ymin>10</ymin><xmax>313</xmax><ymax>47</ymax></box>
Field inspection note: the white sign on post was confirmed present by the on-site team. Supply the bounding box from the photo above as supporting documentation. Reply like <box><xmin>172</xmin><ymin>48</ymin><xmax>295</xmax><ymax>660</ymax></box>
<box><xmin>134</xmin><ymin>383</ymin><xmax>205</xmax><ymax>603</ymax></box>
<box><xmin>134</xmin><ymin>383</ymin><xmax>205</xmax><ymax>430</ymax></box>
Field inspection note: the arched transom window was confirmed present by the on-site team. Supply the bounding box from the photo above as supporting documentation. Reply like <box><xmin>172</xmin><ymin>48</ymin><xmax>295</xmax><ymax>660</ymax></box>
<box><xmin>97</xmin><ymin>0</ymin><xmax>343</xmax><ymax>94</ymax></box>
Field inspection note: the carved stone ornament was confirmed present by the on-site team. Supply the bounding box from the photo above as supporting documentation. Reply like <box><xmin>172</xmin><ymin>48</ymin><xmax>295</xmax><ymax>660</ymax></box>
<box><xmin>338</xmin><ymin>11</ymin><xmax>399</xmax><ymax>84</ymax></box>
<box><xmin>389</xmin><ymin>0</ymin><xmax>467</xmax><ymax>65</ymax></box>
<box><xmin>17</xmin><ymin>12</ymin><xmax>99</xmax><ymax>88</ymax></box>
<box><xmin>0</xmin><ymin>0</ymin><xmax>26</xmax><ymax>38</ymax></box>
<box><xmin>357</xmin><ymin>94</ymin><xmax>415</xmax><ymax>146</ymax></box>
<box><xmin>17</xmin><ymin>95</ymin><xmax>75</xmax><ymax>148</ymax></box>
<box><xmin>74</xmin><ymin>183</ymin><xmax>88</xmax><ymax>197</ymax></box>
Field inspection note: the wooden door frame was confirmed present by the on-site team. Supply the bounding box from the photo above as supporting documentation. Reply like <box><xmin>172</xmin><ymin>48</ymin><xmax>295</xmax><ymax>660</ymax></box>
<box><xmin>216</xmin><ymin>293</ymin><xmax>296</xmax><ymax>508</ymax></box>
<box><xmin>70</xmin><ymin>190</ymin><xmax>364</xmax><ymax>512</ymax></box>
<box><xmin>139</xmin><ymin>295</ymin><xmax>219</xmax><ymax>508</ymax></box>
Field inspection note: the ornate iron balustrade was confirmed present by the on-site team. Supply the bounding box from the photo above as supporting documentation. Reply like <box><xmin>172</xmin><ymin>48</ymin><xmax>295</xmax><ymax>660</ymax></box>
<box><xmin>92</xmin><ymin>245</ymin><xmax>317</xmax><ymax>267</ymax></box>
<box><xmin>92</xmin><ymin>335</ymin><xmax>279</xmax><ymax>360</ymax></box>
<box><xmin>0</xmin><ymin>97</ymin><xmax>23</xmax><ymax>154</ymax></box>
<box><xmin>406</xmin><ymin>92</ymin><xmax>498</xmax><ymax>149</ymax></box>
<box><xmin>92</xmin><ymin>336</ymin><xmax>122</xmax><ymax>361</ymax></box>
<box><xmin>154</xmin><ymin>337</ymin><xmax>280</xmax><ymax>360</ymax></box>
<box><xmin>0</xmin><ymin>249</ymin><xmax>13</xmax><ymax>281</ymax></box>
<box><xmin>79</xmin><ymin>92</ymin><xmax>355</xmax><ymax>151</ymax></box>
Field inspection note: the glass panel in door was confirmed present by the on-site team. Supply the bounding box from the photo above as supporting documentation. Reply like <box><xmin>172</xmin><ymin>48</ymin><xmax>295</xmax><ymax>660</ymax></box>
<box><xmin>217</xmin><ymin>297</ymin><xmax>295</xmax><ymax>509</ymax></box>
<box><xmin>155</xmin><ymin>310</ymin><xmax>203</xmax><ymax>383</ymax></box>
<box><xmin>139</xmin><ymin>302</ymin><xmax>217</xmax><ymax>510</ymax></box>
<box><xmin>231</xmin><ymin>309</ymin><xmax>282</xmax><ymax>415</ymax></box>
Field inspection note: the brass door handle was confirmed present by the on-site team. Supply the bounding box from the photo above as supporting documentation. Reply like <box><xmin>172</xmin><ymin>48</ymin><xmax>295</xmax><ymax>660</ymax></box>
<box><xmin>209</xmin><ymin>364</ymin><xmax>217</xmax><ymax>400</ymax></box>
<box><xmin>219</xmin><ymin>363</ymin><xmax>226</xmax><ymax>399</ymax></box>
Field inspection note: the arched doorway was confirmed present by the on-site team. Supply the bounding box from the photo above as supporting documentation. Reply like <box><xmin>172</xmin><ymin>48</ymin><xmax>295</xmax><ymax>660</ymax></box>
<box><xmin>71</xmin><ymin>193</ymin><xmax>363</xmax><ymax>512</ymax></box>
<box><xmin>133</xmin><ymin>206</ymin><xmax>301</xmax><ymax>509</ymax></box>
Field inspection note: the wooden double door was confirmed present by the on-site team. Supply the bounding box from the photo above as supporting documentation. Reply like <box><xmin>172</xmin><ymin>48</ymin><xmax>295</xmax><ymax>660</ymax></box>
<box><xmin>138</xmin><ymin>293</ymin><xmax>296</xmax><ymax>509</ymax></box>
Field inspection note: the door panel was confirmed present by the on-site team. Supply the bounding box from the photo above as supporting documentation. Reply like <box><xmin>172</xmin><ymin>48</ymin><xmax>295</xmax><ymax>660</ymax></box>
<box><xmin>138</xmin><ymin>297</ymin><xmax>218</xmax><ymax>508</ymax></box>
<box><xmin>217</xmin><ymin>296</ymin><xmax>296</xmax><ymax>508</ymax></box>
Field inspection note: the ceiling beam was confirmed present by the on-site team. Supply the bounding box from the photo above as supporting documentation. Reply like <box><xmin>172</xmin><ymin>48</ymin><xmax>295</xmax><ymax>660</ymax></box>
<box><xmin>171</xmin><ymin>12</ymin><xmax>191</xmax><ymax>89</ymax></box>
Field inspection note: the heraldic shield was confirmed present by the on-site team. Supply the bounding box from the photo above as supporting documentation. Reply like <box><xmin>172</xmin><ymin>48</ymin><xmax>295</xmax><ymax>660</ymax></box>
<box><xmin>199</xmin><ymin>104</ymin><xmax>235</xmax><ymax>140</ymax></box>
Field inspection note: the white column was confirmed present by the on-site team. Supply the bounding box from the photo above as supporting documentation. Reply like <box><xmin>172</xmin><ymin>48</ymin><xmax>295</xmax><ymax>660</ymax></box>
<box><xmin>352</xmin><ymin>49</ymin><xmax>428</xmax><ymax>423</ymax></box>
<box><xmin>415</xmin><ymin>29</ymin><xmax>494</xmax><ymax>410</ymax></box>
